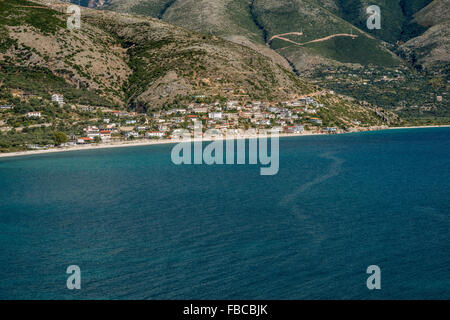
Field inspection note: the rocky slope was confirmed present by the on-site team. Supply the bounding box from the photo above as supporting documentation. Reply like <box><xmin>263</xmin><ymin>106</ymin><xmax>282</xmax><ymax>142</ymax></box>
<box><xmin>1</xmin><ymin>0</ymin><xmax>319</xmax><ymax>111</ymax></box>
<box><xmin>398</xmin><ymin>0</ymin><xmax>450</xmax><ymax>73</ymax></box>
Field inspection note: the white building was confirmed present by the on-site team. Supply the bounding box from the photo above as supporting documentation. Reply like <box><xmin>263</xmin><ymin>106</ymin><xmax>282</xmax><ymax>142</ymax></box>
<box><xmin>99</xmin><ymin>130</ymin><xmax>112</xmax><ymax>141</ymax></box>
<box><xmin>208</xmin><ymin>112</ymin><xmax>222</xmax><ymax>120</ymax></box>
<box><xmin>145</xmin><ymin>131</ymin><xmax>165</xmax><ymax>138</ymax></box>
<box><xmin>51</xmin><ymin>94</ymin><xmax>64</xmax><ymax>106</ymax></box>
<box><xmin>125</xmin><ymin>132</ymin><xmax>139</xmax><ymax>138</ymax></box>
<box><xmin>193</xmin><ymin>107</ymin><xmax>208</xmax><ymax>113</ymax></box>
<box><xmin>27</xmin><ymin>112</ymin><xmax>41</xmax><ymax>118</ymax></box>
<box><xmin>286</xmin><ymin>125</ymin><xmax>304</xmax><ymax>133</ymax></box>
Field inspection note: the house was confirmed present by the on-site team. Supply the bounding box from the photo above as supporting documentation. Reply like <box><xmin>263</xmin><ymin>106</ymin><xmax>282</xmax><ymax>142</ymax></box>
<box><xmin>0</xmin><ymin>105</ymin><xmax>13</xmax><ymax>110</ymax></box>
<box><xmin>173</xmin><ymin>108</ymin><xmax>187</xmax><ymax>114</ymax></box>
<box><xmin>51</xmin><ymin>94</ymin><xmax>64</xmax><ymax>106</ymax></box>
<box><xmin>323</xmin><ymin>127</ymin><xmax>337</xmax><ymax>134</ymax></box>
<box><xmin>239</xmin><ymin>111</ymin><xmax>252</xmax><ymax>119</ymax></box>
<box><xmin>77</xmin><ymin>137</ymin><xmax>93</xmax><ymax>144</ymax></box>
<box><xmin>26</xmin><ymin>144</ymin><xmax>44</xmax><ymax>150</ymax></box>
<box><xmin>145</xmin><ymin>131</ymin><xmax>165</xmax><ymax>138</ymax></box>
<box><xmin>99</xmin><ymin>130</ymin><xmax>111</xmax><ymax>141</ymax></box>
<box><xmin>87</xmin><ymin>132</ymin><xmax>100</xmax><ymax>138</ymax></box>
<box><xmin>226</xmin><ymin>101</ymin><xmax>238</xmax><ymax>109</ymax></box>
<box><xmin>84</xmin><ymin>126</ymin><xmax>99</xmax><ymax>133</ymax></box>
<box><xmin>193</xmin><ymin>107</ymin><xmax>208</xmax><ymax>113</ymax></box>
<box><xmin>26</xmin><ymin>112</ymin><xmax>41</xmax><ymax>118</ymax></box>
<box><xmin>171</xmin><ymin>118</ymin><xmax>183</xmax><ymax>124</ymax></box>
<box><xmin>79</xmin><ymin>105</ymin><xmax>95</xmax><ymax>112</ymax></box>
<box><xmin>286</xmin><ymin>125</ymin><xmax>304</xmax><ymax>134</ymax></box>
<box><xmin>125</xmin><ymin>132</ymin><xmax>139</xmax><ymax>138</ymax></box>
<box><xmin>304</xmin><ymin>97</ymin><xmax>315</xmax><ymax>105</ymax></box>
<box><xmin>208</xmin><ymin>112</ymin><xmax>222</xmax><ymax>120</ymax></box>
<box><xmin>310</xmin><ymin>118</ymin><xmax>323</xmax><ymax>125</ymax></box>
<box><xmin>159</xmin><ymin>124</ymin><xmax>169</xmax><ymax>131</ymax></box>
<box><xmin>125</xmin><ymin>120</ymin><xmax>137</xmax><ymax>125</ymax></box>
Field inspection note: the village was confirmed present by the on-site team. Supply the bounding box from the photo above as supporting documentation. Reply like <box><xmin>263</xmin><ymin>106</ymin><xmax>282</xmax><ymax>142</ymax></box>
<box><xmin>0</xmin><ymin>89</ymin><xmax>381</xmax><ymax>152</ymax></box>
<box><xmin>60</xmin><ymin>92</ymin><xmax>346</xmax><ymax>146</ymax></box>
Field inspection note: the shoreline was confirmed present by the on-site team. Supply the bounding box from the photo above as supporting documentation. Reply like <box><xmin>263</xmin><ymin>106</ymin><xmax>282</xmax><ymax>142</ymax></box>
<box><xmin>1</xmin><ymin>125</ymin><xmax>449</xmax><ymax>159</ymax></box>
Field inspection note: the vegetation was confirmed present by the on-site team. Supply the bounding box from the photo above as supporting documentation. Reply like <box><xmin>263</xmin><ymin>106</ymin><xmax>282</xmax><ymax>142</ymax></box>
<box><xmin>0</xmin><ymin>0</ymin><xmax>65</xmax><ymax>35</ymax></box>
<box><xmin>309</xmin><ymin>65</ymin><xmax>450</xmax><ymax>124</ymax></box>
<box><xmin>53</xmin><ymin>131</ymin><xmax>68</xmax><ymax>145</ymax></box>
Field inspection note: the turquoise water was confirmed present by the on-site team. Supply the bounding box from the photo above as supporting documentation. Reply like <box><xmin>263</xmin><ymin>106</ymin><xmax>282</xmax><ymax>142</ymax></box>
<box><xmin>0</xmin><ymin>128</ymin><xmax>449</xmax><ymax>299</ymax></box>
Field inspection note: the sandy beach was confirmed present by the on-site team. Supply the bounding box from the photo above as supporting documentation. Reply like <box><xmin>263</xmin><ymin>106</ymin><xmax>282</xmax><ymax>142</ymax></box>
<box><xmin>0</xmin><ymin>125</ymin><xmax>449</xmax><ymax>159</ymax></box>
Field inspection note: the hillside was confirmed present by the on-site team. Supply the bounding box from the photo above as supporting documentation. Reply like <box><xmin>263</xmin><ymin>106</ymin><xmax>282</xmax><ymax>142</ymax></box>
<box><xmin>397</xmin><ymin>0</ymin><xmax>450</xmax><ymax>74</ymax></box>
<box><xmin>76</xmin><ymin>0</ymin><xmax>449</xmax><ymax>74</ymax></box>
<box><xmin>87</xmin><ymin>0</ymin><xmax>403</xmax><ymax>71</ymax></box>
<box><xmin>0</xmin><ymin>0</ymin><xmax>402</xmax><ymax>153</ymax></box>
<box><xmin>72</xmin><ymin>0</ymin><xmax>448</xmax><ymax>124</ymax></box>
<box><xmin>251</xmin><ymin>0</ymin><xmax>402</xmax><ymax>71</ymax></box>
<box><xmin>0</xmin><ymin>0</ymin><xmax>320</xmax><ymax>111</ymax></box>
<box><xmin>334</xmin><ymin>0</ymin><xmax>433</xmax><ymax>43</ymax></box>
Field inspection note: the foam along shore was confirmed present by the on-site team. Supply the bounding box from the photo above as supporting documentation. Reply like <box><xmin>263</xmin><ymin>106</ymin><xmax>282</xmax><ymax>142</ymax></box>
<box><xmin>0</xmin><ymin>125</ymin><xmax>449</xmax><ymax>159</ymax></box>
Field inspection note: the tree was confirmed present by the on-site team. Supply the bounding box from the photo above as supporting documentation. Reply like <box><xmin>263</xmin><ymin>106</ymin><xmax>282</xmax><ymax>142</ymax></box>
<box><xmin>53</xmin><ymin>131</ymin><xmax>68</xmax><ymax>146</ymax></box>
<box><xmin>430</xmin><ymin>77</ymin><xmax>444</xmax><ymax>90</ymax></box>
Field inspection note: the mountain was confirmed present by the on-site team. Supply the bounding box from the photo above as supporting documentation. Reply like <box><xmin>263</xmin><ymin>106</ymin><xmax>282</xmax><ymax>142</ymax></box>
<box><xmin>397</xmin><ymin>0</ymin><xmax>450</xmax><ymax>73</ymax></box>
<box><xmin>70</xmin><ymin>0</ymin><xmax>448</xmax><ymax>125</ymax></box>
<box><xmin>81</xmin><ymin>0</ymin><xmax>450</xmax><ymax>75</ymax></box>
<box><xmin>334</xmin><ymin>0</ymin><xmax>433</xmax><ymax>43</ymax></box>
<box><xmin>250</xmin><ymin>0</ymin><xmax>402</xmax><ymax>71</ymax></box>
<box><xmin>1</xmin><ymin>0</ymin><xmax>395</xmax><ymax>121</ymax></box>
<box><xmin>1</xmin><ymin>0</ymin><xmax>321</xmax><ymax>111</ymax></box>
<box><xmin>1</xmin><ymin>0</ymin><xmax>403</xmax><ymax>153</ymax></box>
<box><xmin>83</xmin><ymin>0</ymin><xmax>404</xmax><ymax>71</ymax></box>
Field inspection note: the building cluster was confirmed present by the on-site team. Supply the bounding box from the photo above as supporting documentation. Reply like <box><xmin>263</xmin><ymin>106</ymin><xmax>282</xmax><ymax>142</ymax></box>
<box><xmin>74</xmin><ymin>95</ymin><xmax>342</xmax><ymax>143</ymax></box>
<box><xmin>4</xmin><ymin>93</ymin><xmax>343</xmax><ymax>145</ymax></box>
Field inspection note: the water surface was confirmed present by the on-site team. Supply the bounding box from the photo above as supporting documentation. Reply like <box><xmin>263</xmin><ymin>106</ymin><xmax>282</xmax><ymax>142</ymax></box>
<box><xmin>0</xmin><ymin>128</ymin><xmax>449</xmax><ymax>299</ymax></box>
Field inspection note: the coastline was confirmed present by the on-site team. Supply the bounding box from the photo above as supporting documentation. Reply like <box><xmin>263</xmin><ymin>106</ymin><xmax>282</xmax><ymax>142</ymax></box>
<box><xmin>0</xmin><ymin>125</ymin><xmax>449</xmax><ymax>159</ymax></box>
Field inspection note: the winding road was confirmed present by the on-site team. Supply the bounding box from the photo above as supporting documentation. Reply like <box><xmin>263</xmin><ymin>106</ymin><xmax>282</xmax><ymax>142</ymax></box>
<box><xmin>269</xmin><ymin>31</ymin><xmax>358</xmax><ymax>47</ymax></box>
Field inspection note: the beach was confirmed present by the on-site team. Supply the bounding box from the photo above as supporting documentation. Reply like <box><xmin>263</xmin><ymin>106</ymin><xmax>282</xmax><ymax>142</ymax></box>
<box><xmin>0</xmin><ymin>131</ymin><xmax>320</xmax><ymax>158</ymax></box>
<box><xmin>1</xmin><ymin>125</ymin><xmax>449</xmax><ymax>159</ymax></box>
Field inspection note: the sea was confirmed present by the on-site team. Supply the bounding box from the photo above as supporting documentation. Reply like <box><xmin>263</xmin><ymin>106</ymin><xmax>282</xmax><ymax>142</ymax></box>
<box><xmin>0</xmin><ymin>127</ymin><xmax>449</xmax><ymax>299</ymax></box>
